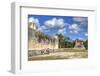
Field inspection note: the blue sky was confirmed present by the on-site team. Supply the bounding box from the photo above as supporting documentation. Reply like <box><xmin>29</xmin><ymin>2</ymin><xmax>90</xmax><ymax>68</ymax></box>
<box><xmin>28</xmin><ymin>15</ymin><xmax>88</xmax><ymax>40</ymax></box>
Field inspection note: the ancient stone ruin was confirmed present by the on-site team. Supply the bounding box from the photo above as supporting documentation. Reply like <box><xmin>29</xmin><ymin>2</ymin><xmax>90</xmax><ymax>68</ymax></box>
<box><xmin>28</xmin><ymin>21</ymin><xmax>58</xmax><ymax>51</ymax></box>
<box><xmin>74</xmin><ymin>39</ymin><xmax>85</xmax><ymax>49</ymax></box>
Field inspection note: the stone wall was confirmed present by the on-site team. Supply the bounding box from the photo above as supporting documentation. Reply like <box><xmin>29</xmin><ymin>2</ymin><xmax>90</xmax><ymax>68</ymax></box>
<box><xmin>28</xmin><ymin>38</ymin><xmax>58</xmax><ymax>50</ymax></box>
<box><xmin>28</xmin><ymin>22</ymin><xmax>58</xmax><ymax>50</ymax></box>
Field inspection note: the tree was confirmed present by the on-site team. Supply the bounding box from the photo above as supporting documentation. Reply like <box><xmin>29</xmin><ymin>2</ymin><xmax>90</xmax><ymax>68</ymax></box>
<box><xmin>56</xmin><ymin>34</ymin><xmax>65</xmax><ymax>48</ymax></box>
<box><xmin>56</xmin><ymin>34</ymin><xmax>74</xmax><ymax>48</ymax></box>
<box><xmin>83</xmin><ymin>40</ymin><xmax>88</xmax><ymax>50</ymax></box>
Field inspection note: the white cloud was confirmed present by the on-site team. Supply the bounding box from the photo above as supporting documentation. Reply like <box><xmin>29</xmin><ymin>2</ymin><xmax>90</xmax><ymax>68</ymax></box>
<box><xmin>44</xmin><ymin>18</ymin><xmax>56</xmax><ymax>28</ymax></box>
<box><xmin>73</xmin><ymin>17</ymin><xmax>88</xmax><ymax>27</ymax></box>
<box><xmin>80</xmin><ymin>21</ymin><xmax>88</xmax><ymax>26</ymax></box>
<box><xmin>41</xmin><ymin>26</ymin><xmax>47</xmax><ymax>30</ymax></box>
<box><xmin>73</xmin><ymin>17</ymin><xmax>87</xmax><ymax>22</ymax></box>
<box><xmin>28</xmin><ymin>17</ymin><xmax>34</xmax><ymax>23</ymax></box>
<box><xmin>38</xmin><ymin>25</ymin><xmax>47</xmax><ymax>32</ymax></box>
<box><xmin>79</xmin><ymin>37</ymin><xmax>83</xmax><ymax>40</ymax></box>
<box><xmin>56</xmin><ymin>18</ymin><xmax>65</xmax><ymax>27</ymax></box>
<box><xmin>44</xmin><ymin>18</ymin><xmax>65</xmax><ymax>28</ymax></box>
<box><xmin>69</xmin><ymin>24</ymin><xmax>80</xmax><ymax>34</ymax></box>
<box><xmin>29</xmin><ymin>17</ymin><xmax>36</xmax><ymax>23</ymax></box>
<box><xmin>28</xmin><ymin>17</ymin><xmax>40</xmax><ymax>27</ymax></box>
<box><xmin>70</xmin><ymin>30</ymin><xmax>73</xmax><ymax>33</ymax></box>
<box><xmin>74</xmin><ymin>30</ymin><xmax>78</xmax><ymax>33</ymax></box>
<box><xmin>57</xmin><ymin>28</ymin><xmax>66</xmax><ymax>35</ymax></box>
<box><xmin>58</xmin><ymin>29</ymin><xmax>63</xmax><ymax>34</ymax></box>
<box><xmin>85</xmin><ymin>33</ymin><xmax>88</xmax><ymax>36</ymax></box>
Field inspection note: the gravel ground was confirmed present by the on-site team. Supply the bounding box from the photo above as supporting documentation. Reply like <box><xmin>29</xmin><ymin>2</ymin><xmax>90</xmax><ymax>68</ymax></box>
<box><xmin>28</xmin><ymin>51</ymin><xmax>88</xmax><ymax>61</ymax></box>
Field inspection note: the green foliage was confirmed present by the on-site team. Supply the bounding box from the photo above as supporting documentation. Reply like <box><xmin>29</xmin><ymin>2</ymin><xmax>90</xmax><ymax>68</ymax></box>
<box><xmin>83</xmin><ymin>40</ymin><xmax>88</xmax><ymax>50</ymax></box>
<box><xmin>56</xmin><ymin>34</ymin><xmax>74</xmax><ymax>48</ymax></box>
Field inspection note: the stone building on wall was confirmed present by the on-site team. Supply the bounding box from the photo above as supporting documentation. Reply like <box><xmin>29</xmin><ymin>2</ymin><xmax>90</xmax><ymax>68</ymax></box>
<box><xmin>28</xmin><ymin>21</ymin><xmax>58</xmax><ymax>51</ymax></box>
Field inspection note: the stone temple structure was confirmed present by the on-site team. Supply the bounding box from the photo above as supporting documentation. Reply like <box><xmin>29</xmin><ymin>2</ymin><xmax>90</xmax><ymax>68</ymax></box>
<box><xmin>28</xmin><ymin>21</ymin><xmax>58</xmax><ymax>51</ymax></box>
<box><xmin>74</xmin><ymin>39</ymin><xmax>85</xmax><ymax>49</ymax></box>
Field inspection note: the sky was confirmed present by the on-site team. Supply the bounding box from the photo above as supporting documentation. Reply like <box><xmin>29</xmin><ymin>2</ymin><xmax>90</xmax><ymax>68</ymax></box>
<box><xmin>28</xmin><ymin>15</ymin><xmax>88</xmax><ymax>40</ymax></box>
